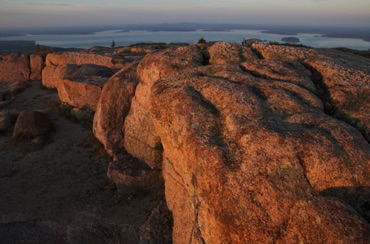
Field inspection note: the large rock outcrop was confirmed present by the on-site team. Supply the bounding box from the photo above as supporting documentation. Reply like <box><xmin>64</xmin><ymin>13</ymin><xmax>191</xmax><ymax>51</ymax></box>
<box><xmin>74</xmin><ymin>42</ymin><xmax>370</xmax><ymax>243</ymax></box>
<box><xmin>0</xmin><ymin>54</ymin><xmax>30</xmax><ymax>82</ymax></box>
<box><xmin>150</xmin><ymin>62</ymin><xmax>370</xmax><ymax>243</ymax></box>
<box><xmin>11</xmin><ymin>42</ymin><xmax>370</xmax><ymax>242</ymax></box>
<box><xmin>123</xmin><ymin>45</ymin><xmax>204</xmax><ymax>169</ymax></box>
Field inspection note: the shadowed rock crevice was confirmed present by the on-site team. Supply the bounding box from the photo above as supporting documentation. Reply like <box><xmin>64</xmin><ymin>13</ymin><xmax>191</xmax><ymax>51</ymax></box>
<box><xmin>250</xmin><ymin>46</ymin><xmax>264</xmax><ymax>59</ymax></box>
<box><xmin>200</xmin><ymin>48</ymin><xmax>210</xmax><ymax>66</ymax></box>
<box><xmin>303</xmin><ymin>62</ymin><xmax>370</xmax><ymax>143</ymax></box>
<box><xmin>302</xmin><ymin>62</ymin><xmax>336</xmax><ymax>114</ymax></box>
<box><xmin>186</xmin><ymin>86</ymin><xmax>219</xmax><ymax>116</ymax></box>
<box><xmin>26</xmin><ymin>54</ymin><xmax>31</xmax><ymax>81</ymax></box>
<box><xmin>296</xmin><ymin>154</ymin><xmax>315</xmax><ymax>192</ymax></box>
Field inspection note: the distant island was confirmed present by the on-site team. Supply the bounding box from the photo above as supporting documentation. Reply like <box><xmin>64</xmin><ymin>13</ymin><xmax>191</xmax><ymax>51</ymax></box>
<box><xmin>261</xmin><ymin>30</ymin><xmax>298</xmax><ymax>35</ymax></box>
<box><xmin>202</xmin><ymin>29</ymin><xmax>230</xmax><ymax>32</ymax></box>
<box><xmin>281</xmin><ymin>37</ymin><xmax>300</xmax><ymax>43</ymax></box>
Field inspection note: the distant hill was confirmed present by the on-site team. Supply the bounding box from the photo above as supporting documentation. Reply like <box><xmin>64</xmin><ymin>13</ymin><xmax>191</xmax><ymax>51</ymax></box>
<box><xmin>0</xmin><ymin>41</ymin><xmax>84</xmax><ymax>54</ymax></box>
<box><xmin>0</xmin><ymin>41</ymin><xmax>36</xmax><ymax>53</ymax></box>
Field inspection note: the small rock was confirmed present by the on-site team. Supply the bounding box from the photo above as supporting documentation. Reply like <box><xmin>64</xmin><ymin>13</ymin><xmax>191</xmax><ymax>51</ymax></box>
<box><xmin>107</xmin><ymin>154</ymin><xmax>163</xmax><ymax>195</ymax></box>
<box><xmin>0</xmin><ymin>111</ymin><xmax>12</xmax><ymax>131</ymax></box>
<box><xmin>31</xmin><ymin>136</ymin><xmax>46</xmax><ymax>145</ymax></box>
<box><xmin>0</xmin><ymin>100</ymin><xmax>10</xmax><ymax>109</ymax></box>
<box><xmin>139</xmin><ymin>201</ymin><xmax>173</xmax><ymax>244</ymax></box>
<box><xmin>0</xmin><ymin>81</ymin><xmax>28</xmax><ymax>100</ymax></box>
<box><xmin>13</xmin><ymin>110</ymin><xmax>54</xmax><ymax>139</ymax></box>
<box><xmin>70</xmin><ymin>107</ymin><xmax>94</xmax><ymax>121</ymax></box>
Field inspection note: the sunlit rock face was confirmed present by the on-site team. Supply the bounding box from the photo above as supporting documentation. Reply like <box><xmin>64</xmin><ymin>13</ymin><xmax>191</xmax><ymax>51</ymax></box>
<box><xmin>150</xmin><ymin>63</ymin><xmax>370</xmax><ymax>243</ymax></box>
<box><xmin>123</xmin><ymin>45</ymin><xmax>204</xmax><ymax>169</ymax></box>
<box><xmin>149</xmin><ymin>43</ymin><xmax>370</xmax><ymax>243</ymax></box>
<box><xmin>3</xmin><ymin>42</ymin><xmax>364</xmax><ymax>243</ymax></box>
<box><xmin>93</xmin><ymin>62</ymin><xmax>139</xmax><ymax>155</ymax></box>
<box><xmin>0</xmin><ymin>53</ymin><xmax>30</xmax><ymax>82</ymax></box>
<box><xmin>88</xmin><ymin>42</ymin><xmax>370</xmax><ymax>243</ymax></box>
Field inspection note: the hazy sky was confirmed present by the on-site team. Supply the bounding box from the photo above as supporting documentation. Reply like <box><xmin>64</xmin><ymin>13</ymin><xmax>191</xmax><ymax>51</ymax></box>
<box><xmin>0</xmin><ymin>0</ymin><xmax>369</xmax><ymax>28</ymax></box>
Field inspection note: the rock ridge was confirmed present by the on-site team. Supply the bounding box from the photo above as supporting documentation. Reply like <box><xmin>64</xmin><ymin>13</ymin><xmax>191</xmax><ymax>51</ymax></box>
<box><xmin>1</xmin><ymin>42</ymin><xmax>370</xmax><ymax>243</ymax></box>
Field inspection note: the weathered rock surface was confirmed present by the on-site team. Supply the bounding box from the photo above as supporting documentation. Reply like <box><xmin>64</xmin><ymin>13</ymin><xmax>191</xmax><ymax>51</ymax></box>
<box><xmin>240</xmin><ymin>60</ymin><xmax>317</xmax><ymax>92</ymax></box>
<box><xmin>60</xmin><ymin>63</ymin><xmax>114</xmax><ymax>81</ymax></box>
<box><xmin>93</xmin><ymin>62</ymin><xmax>139</xmax><ymax>155</ymax></box>
<box><xmin>56</xmin><ymin>64</ymin><xmax>113</xmax><ymax>111</ymax></box>
<box><xmin>45</xmin><ymin>51</ymin><xmax>126</xmax><ymax>70</ymax></box>
<box><xmin>208</xmin><ymin>42</ymin><xmax>257</xmax><ymax>64</ymax></box>
<box><xmin>253</xmin><ymin>44</ymin><xmax>370</xmax><ymax>142</ymax></box>
<box><xmin>0</xmin><ymin>54</ymin><xmax>30</xmax><ymax>82</ymax></box>
<box><xmin>123</xmin><ymin>45</ymin><xmax>204</xmax><ymax>169</ymax></box>
<box><xmin>280</xmin><ymin>197</ymin><xmax>370</xmax><ymax>243</ymax></box>
<box><xmin>42</xmin><ymin>51</ymin><xmax>123</xmax><ymax>89</ymax></box>
<box><xmin>30</xmin><ymin>54</ymin><xmax>44</xmax><ymax>81</ymax></box>
<box><xmin>113</xmin><ymin>44</ymin><xmax>182</xmax><ymax>56</ymax></box>
<box><xmin>58</xmin><ymin>78</ymin><xmax>105</xmax><ymax>111</ymax></box>
<box><xmin>253</xmin><ymin>43</ymin><xmax>319</xmax><ymax>61</ymax></box>
<box><xmin>41</xmin><ymin>65</ymin><xmax>63</xmax><ymax>88</ymax></box>
<box><xmin>305</xmin><ymin>52</ymin><xmax>370</xmax><ymax>142</ymax></box>
<box><xmin>42</xmin><ymin>63</ymin><xmax>114</xmax><ymax>89</ymax></box>
<box><xmin>13</xmin><ymin>110</ymin><xmax>53</xmax><ymax>139</ymax></box>
<box><xmin>149</xmin><ymin>56</ymin><xmax>370</xmax><ymax>242</ymax></box>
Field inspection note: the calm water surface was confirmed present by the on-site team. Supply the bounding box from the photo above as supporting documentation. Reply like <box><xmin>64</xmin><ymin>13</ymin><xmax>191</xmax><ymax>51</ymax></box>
<box><xmin>1</xmin><ymin>29</ymin><xmax>369</xmax><ymax>50</ymax></box>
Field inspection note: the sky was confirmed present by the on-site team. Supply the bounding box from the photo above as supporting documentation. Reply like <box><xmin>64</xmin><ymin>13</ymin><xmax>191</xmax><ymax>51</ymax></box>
<box><xmin>0</xmin><ymin>0</ymin><xmax>369</xmax><ymax>28</ymax></box>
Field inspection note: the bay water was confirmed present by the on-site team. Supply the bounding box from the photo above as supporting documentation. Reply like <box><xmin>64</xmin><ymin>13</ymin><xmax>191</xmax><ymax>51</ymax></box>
<box><xmin>0</xmin><ymin>29</ymin><xmax>369</xmax><ymax>50</ymax></box>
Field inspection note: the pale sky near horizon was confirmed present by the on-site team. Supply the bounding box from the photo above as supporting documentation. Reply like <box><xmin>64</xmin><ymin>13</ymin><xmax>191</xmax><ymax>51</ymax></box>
<box><xmin>0</xmin><ymin>0</ymin><xmax>369</xmax><ymax>28</ymax></box>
